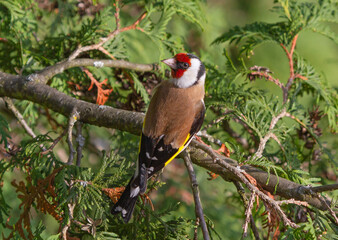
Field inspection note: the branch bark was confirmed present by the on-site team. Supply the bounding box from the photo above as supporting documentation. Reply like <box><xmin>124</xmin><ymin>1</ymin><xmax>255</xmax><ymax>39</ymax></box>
<box><xmin>182</xmin><ymin>151</ymin><xmax>210</xmax><ymax>240</ymax></box>
<box><xmin>0</xmin><ymin>70</ymin><xmax>331</xmax><ymax>211</ymax></box>
<box><xmin>0</xmin><ymin>71</ymin><xmax>144</xmax><ymax>135</ymax></box>
<box><xmin>28</xmin><ymin>58</ymin><xmax>158</xmax><ymax>84</ymax></box>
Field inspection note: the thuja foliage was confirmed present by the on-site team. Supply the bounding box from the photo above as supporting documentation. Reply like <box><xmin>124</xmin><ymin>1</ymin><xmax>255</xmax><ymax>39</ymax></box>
<box><xmin>0</xmin><ymin>0</ymin><xmax>204</xmax><ymax>239</ymax></box>
<box><xmin>0</xmin><ymin>0</ymin><xmax>337</xmax><ymax>239</ymax></box>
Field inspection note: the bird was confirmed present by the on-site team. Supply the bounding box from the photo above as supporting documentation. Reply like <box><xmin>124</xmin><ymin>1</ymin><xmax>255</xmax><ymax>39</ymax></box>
<box><xmin>111</xmin><ymin>53</ymin><xmax>206</xmax><ymax>223</ymax></box>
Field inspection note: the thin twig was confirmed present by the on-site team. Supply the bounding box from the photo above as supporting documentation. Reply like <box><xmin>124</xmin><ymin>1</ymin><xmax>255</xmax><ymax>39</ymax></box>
<box><xmin>4</xmin><ymin>97</ymin><xmax>36</xmax><ymax>138</ymax></box>
<box><xmin>98</xmin><ymin>46</ymin><xmax>116</xmax><ymax>59</ymax></box>
<box><xmin>280</xmin><ymin>34</ymin><xmax>308</xmax><ymax>103</ymax></box>
<box><xmin>197</xmin><ymin>130</ymin><xmax>223</xmax><ymax>147</ymax></box>
<box><xmin>248</xmin><ymin>71</ymin><xmax>283</xmax><ymax>89</ymax></box>
<box><xmin>67</xmin><ymin>109</ymin><xmax>80</xmax><ymax>165</ymax></box>
<box><xmin>276</xmin><ymin>199</ymin><xmax>309</xmax><ymax>207</ymax></box>
<box><xmin>254</xmin><ymin>108</ymin><xmax>287</xmax><ymax>159</ymax></box>
<box><xmin>243</xmin><ymin>192</ymin><xmax>256</xmax><ymax>238</ymax></box>
<box><xmin>40</xmin><ymin>128</ymin><xmax>67</xmax><ymax>155</ymax></box>
<box><xmin>76</xmin><ymin>121</ymin><xmax>85</xmax><ymax>166</ymax></box>
<box><xmin>31</xmin><ymin>58</ymin><xmax>157</xmax><ymax>84</ymax></box>
<box><xmin>182</xmin><ymin>151</ymin><xmax>210</xmax><ymax>240</ymax></box>
<box><xmin>269</xmin><ymin>108</ymin><xmax>287</xmax><ymax>131</ymax></box>
<box><xmin>114</xmin><ymin>0</ymin><xmax>121</xmax><ymax>30</ymax></box>
<box><xmin>61</xmin><ymin>200</ymin><xmax>76</xmax><ymax>239</ymax></box>
<box><xmin>320</xmin><ymin>195</ymin><xmax>338</xmax><ymax>225</ymax></box>
<box><xmin>234</xmin><ymin>182</ymin><xmax>261</xmax><ymax>240</ymax></box>
<box><xmin>61</xmin><ymin>178</ymin><xmax>77</xmax><ymax>239</ymax></box>
<box><xmin>232</xmin><ymin>116</ymin><xmax>259</xmax><ymax>147</ymax></box>
<box><xmin>68</xmin><ymin>3</ymin><xmax>146</xmax><ymax>61</ymax></box>
<box><xmin>4</xmin><ymin>97</ymin><xmax>50</xmax><ymax>153</ymax></box>
<box><xmin>202</xmin><ymin>108</ymin><xmax>250</xmax><ymax>149</ymax></box>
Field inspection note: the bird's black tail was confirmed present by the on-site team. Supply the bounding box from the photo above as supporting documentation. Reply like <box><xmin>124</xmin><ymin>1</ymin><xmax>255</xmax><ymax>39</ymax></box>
<box><xmin>111</xmin><ymin>178</ymin><xmax>139</xmax><ymax>223</ymax></box>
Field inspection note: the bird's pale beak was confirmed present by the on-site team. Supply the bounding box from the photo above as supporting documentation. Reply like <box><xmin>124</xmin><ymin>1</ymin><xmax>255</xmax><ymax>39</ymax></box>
<box><xmin>161</xmin><ymin>57</ymin><xmax>177</xmax><ymax>70</ymax></box>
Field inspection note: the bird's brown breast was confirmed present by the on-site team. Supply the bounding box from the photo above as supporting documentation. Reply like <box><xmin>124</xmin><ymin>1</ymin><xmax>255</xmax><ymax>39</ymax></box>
<box><xmin>143</xmin><ymin>80</ymin><xmax>205</xmax><ymax>148</ymax></box>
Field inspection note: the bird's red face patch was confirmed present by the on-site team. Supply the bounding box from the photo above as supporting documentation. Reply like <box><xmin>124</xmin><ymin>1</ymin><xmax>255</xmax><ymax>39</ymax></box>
<box><xmin>172</xmin><ymin>53</ymin><xmax>191</xmax><ymax>78</ymax></box>
<box><xmin>175</xmin><ymin>53</ymin><xmax>191</xmax><ymax>65</ymax></box>
<box><xmin>171</xmin><ymin>69</ymin><xmax>184</xmax><ymax>78</ymax></box>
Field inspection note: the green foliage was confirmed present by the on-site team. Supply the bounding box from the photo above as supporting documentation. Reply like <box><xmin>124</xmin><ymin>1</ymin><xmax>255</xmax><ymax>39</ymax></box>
<box><xmin>0</xmin><ymin>114</ymin><xmax>10</xmax><ymax>148</ymax></box>
<box><xmin>213</xmin><ymin>0</ymin><xmax>338</xmax><ymax>53</ymax></box>
<box><xmin>0</xmin><ymin>0</ymin><xmax>337</xmax><ymax>239</ymax></box>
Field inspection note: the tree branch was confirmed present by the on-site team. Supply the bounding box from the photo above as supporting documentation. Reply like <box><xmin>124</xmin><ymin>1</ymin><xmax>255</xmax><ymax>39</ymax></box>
<box><xmin>191</xmin><ymin>141</ymin><xmax>299</xmax><ymax>228</ymax></box>
<box><xmin>4</xmin><ymin>97</ymin><xmax>37</xmax><ymax>138</ymax></box>
<box><xmin>234</xmin><ymin>181</ymin><xmax>261</xmax><ymax>239</ymax></box>
<box><xmin>182</xmin><ymin>151</ymin><xmax>210</xmax><ymax>240</ymax></box>
<box><xmin>242</xmin><ymin>192</ymin><xmax>256</xmax><ymax>238</ymax></box>
<box><xmin>68</xmin><ymin>1</ymin><xmax>146</xmax><ymax>61</ymax></box>
<box><xmin>28</xmin><ymin>58</ymin><xmax>158</xmax><ymax>84</ymax></box>
<box><xmin>0</xmin><ymin>70</ymin><xmax>331</xmax><ymax>212</ymax></box>
<box><xmin>310</xmin><ymin>184</ymin><xmax>338</xmax><ymax>193</ymax></box>
<box><xmin>188</xmin><ymin>140</ymin><xmax>329</xmax><ymax>211</ymax></box>
<box><xmin>254</xmin><ymin>108</ymin><xmax>287</xmax><ymax>159</ymax></box>
<box><xmin>0</xmin><ymin>71</ymin><xmax>144</xmax><ymax>135</ymax></box>
<box><xmin>76</xmin><ymin>121</ymin><xmax>85</xmax><ymax>167</ymax></box>
<box><xmin>67</xmin><ymin>109</ymin><xmax>80</xmax><ymax>165</ymax></box>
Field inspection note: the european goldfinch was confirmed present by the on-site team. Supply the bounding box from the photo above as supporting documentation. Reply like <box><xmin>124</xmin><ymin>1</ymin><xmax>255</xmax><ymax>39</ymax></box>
<box><xmin>112</xmin><ymin>53</ymin><xmax>206</xmax><ymax>223</ymax></box>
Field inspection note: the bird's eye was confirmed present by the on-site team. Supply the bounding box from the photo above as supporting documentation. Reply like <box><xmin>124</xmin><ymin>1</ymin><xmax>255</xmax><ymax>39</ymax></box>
<box><xmin>179</xmin><ymin>62</ymin><xmax>189</xmax><ymax>69</ymax></box>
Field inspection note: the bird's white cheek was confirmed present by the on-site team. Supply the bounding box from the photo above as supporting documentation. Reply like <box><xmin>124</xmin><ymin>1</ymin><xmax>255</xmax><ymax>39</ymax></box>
<box><xmin>171</xmin><ymin>58</ymin><xmax>203</xmax><ymax>88</ymax></box>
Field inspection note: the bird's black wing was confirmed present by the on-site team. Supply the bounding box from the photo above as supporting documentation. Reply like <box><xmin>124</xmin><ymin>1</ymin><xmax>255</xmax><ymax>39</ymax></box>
<box><xmin>145</xmin><ymin>103</ymin><xmax>206</xmax><ymax>179</ymax></box>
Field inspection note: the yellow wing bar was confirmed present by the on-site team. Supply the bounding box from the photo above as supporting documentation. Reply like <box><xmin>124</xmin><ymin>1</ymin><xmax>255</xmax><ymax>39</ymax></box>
<box><xmin>164</xmin><ymin>134</ymin><xmax>190</xmax><ymax>166</ymax></box>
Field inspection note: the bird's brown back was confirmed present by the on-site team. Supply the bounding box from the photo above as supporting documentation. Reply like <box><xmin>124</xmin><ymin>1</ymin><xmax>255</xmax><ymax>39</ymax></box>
<box><xmin>143</xmin><ymin>80</ymin><xmax>205</xmax><ymax>148</ymax></box>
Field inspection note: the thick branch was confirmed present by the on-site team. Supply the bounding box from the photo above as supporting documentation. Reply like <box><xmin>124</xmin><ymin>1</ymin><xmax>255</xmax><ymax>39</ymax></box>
<box><xmin>187</xmin><ymin>140</ymin><xmax>329</xmax><ymax>211</ymax></box>
<box><xmin>189</xmin><ymin>141</ymin><xmax>299</xmax><ymax>228</ymax></box>
<box><xmin>0</xmin><ymin>72</ymin><xmax>144</xmax><ymax>135</ymax></box>
<box><xmin>0</xmin><ymin>71</ymin><xmax>330</xmax><ymax>211</ymax></box>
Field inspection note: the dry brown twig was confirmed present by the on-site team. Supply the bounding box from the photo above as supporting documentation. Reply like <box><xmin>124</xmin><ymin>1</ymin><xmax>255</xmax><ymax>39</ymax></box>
<box><xmin>280</xmin><ymin>34</ymin><xmax>308</xmax><ymax>103</ymax></box>
<box><xmin>254</xmin><ymin>108</ymin><xmax>287</xmax><ymax>159</ymax></box>
<box><xmin>276</xmin><ymin>199</ymin><xmax>309</xmax><ymax>207</ymax></box>
<box><xmin>234</xmin><ymin>182</ymin><xmax>261</xmax><ymax>240</ymax></box>
<box><xmin>243</xmin><ymin>192</ymin><xmax>257</xmax><ymax>238</ymax></box>
<box><xmin>61</xmin><ymin>178</ymin><xmax>77</xmax><ymax>240</ymax></box>
<box><xmin>248</xmin><ymin>66</ymin><xmax>283</xmax><ymax>89</ymax></box>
